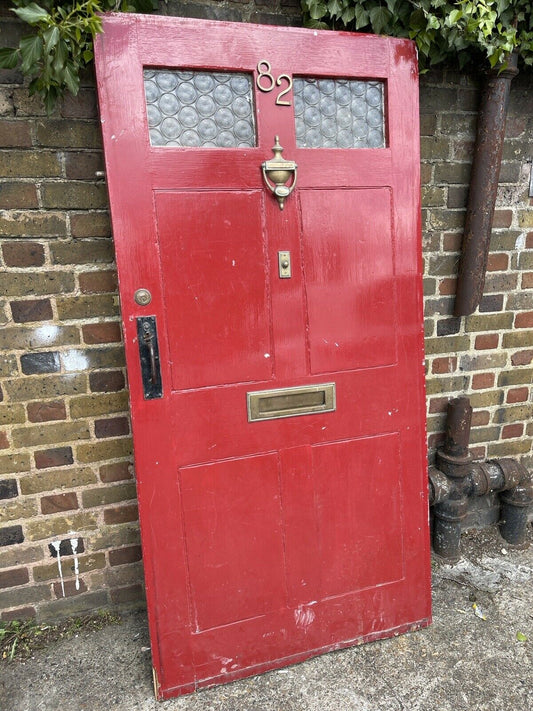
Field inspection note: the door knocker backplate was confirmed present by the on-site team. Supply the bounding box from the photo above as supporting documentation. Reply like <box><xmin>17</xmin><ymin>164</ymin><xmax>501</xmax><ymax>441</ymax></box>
<box><xmin>262</xmin><ymin>136</ymin><xmax>297</xmax><ymax>210</ymax></box>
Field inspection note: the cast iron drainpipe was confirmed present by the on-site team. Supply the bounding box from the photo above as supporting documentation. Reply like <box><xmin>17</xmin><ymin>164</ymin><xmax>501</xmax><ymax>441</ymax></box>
<box><xmin>454</xmin><ymin>53</ymin><xmax>519</xmax><ymax>316</ymax></box>
<box><xmin>428</xmin><ymin>396</ymin><xmax>533</xmax><ymax>562</ymax></box>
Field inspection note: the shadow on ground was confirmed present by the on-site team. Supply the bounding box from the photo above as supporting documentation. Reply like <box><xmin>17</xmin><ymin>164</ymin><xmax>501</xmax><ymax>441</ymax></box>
<box><xmin>1</xmin><ymin>528</ymin><xmax>532</xmax><ymax>711</ymax></box>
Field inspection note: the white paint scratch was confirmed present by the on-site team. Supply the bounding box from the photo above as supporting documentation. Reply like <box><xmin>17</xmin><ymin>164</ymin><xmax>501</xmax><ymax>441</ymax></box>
<box><xmin>264</xmin><ymin>353</ymin><xmax>271</xmax><ymax>358</ymax></box>
<box><xmin>294</xmin><ymin>605</ymin><xmax>316</xmax><ymax>631</ymax></box>
<box><xmin>51</xmin><ymin>541</ymin><xmax>65</xmax><ymax>597</ymax></box>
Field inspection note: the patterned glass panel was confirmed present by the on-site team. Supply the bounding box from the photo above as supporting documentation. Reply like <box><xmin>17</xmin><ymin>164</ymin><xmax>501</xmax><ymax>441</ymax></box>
<box><xmin>144</xmin><ymin>69</ymin><xmax>256</xmax><ymax>148</ymax></box>
<box><xmin>294</xmin><ymin>78</ymin><xmax>385</xmax><ymax>149</ymax></box>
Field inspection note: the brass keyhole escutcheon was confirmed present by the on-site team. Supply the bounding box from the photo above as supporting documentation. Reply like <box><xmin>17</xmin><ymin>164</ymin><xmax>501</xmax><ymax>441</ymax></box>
<box><xmin>262</xmin><ymin>136</ymin><xmax>297</xmax><ymax>210</ymax></box>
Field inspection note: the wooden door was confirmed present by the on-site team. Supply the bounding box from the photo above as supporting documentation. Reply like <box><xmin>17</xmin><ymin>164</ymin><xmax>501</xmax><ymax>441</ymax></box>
<box><xmin>94</xmin><ymin>14</ymin><xmax>431</xmax><ymax>699</ymax></box>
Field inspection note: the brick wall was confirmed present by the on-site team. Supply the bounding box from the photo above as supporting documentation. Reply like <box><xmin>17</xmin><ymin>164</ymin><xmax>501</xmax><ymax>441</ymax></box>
<box><xmin>0</xmin><ymin>0</ymin><xmax>531</xmax><ymax>622</ymax></box>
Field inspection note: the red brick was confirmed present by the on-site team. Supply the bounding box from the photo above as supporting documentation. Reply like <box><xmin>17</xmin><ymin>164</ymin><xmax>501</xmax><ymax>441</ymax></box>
<box><xmin>471</xmin><ymin>410</ymin><xmax>490</xmax><ymax>426</ymax></box>
<box><xmin>41</xmin><ymin>492</ymin><xmax>79</xmax><ymax>515</ymax></box>
<box><xmin>526</xmin><ymin>232</ymin><xmax>533</xmax><ymax>249</ymax></box>
<box><xmin>89</xmin><ymin>370</ymin><xmax>125</xmax><ymax>393</ymax></box>
<box><xmin>431</xmin><ymin>357</ymin><xmax>457</xmax><ymax>374</ymax></box>
<box><xmin>82</xmin><ymin>322</ymin><xmax>122</xmax><ymax>344</ymax></box>
<box><xmin>442</xmin><ymin>233</ymin><xmax>462</xmax><ymax>251</ymax></box>
<box><xmin>0</xmin><ymin>122</ymin><xmax>32</xmax><ymax>148</ymax></box>
<box><xmin>110</xmin><ymin>584</ymin><xmax>144</xmax><ymax>605</ymax></box>
<box><xmin>506</xmin><ymin>387</ymin><xmax>529</xmax><ymax>403</ymax></box>
<box><xmin>99</xmin><ymin>461</ymin><xmax>133</xmax><ymax>483</ymax></box>
<box><xmin>438</xmin><ymin>278</ymin><xmax>457</xmax><ymax>296</ymax></box>
<box><xmin>486</xmin><ymin>253</ymin><xmax>509</xmax><ymax>271</ymax></box>
<box><xmin>475</xmin><ymin>334</ymin><xmax>499</xmax><ymax>350</ymax></box>
<box><xmin>515</xmin><ymin>312</ymin><xmax>533</xmax><ymax>329</ymax></box>
<box><xmin>104</xmin><ymin>503</ymin><xmax>138</xmax><ymax>525</ymax></box>
<box><xmin>53</xmin><ymin>579</ymin><xmax>87</xmax><ymax>598</ymax></box>
<box><xmin>79</xmin><ymin>270</ymin><xmax>118</xmax><ymax>294</ymax></box>
<box><xmin>0</xmin><ymin>182</ymin><xmax>39</xmax><ymax>209</ymax></box>
<box><xmin>61</xmin><ymin>90</ymin><xmax>98</xmax><ymax>119</ymax></box>
<box><xmin>0</xmin><ymin>567</ymin><xmax>29</xmax><ymax>589</ymax></box>
<box><xmin>27</xmin><ymin>400</ymin><xmax>67</xmax><ymax>423</ymax></box>
<box><xmin>2</xmin><ymin>241</ymin><xmax>45</xmax><ymax>267</ymax></box>
<box><xmin>10</xmin><ymin>298</ymin><xmax>53</xmax><ymax>323</ymax></box>
<box><xmin>34</xmin><ymin>447</ymin><xmax>74</xmax><ymax>469</ymax></box>
<box><xmin>502</xmin><ymin>423</ymin><xmax>524</xmax><ymax>439</ymax></box>
<box><xmin>95</xmin><ymin>416</ymin><xmax>129</xmax><ymax>439</ymax></box>
<box><xmin>523</xmin><ymin>273</ymin><xmax>533</xmax><ymax>289</ymax></box>
<box><xmin>470</xmin><ymin>445</ymin><xmax>486</xmax><ymax>460</ymax></box>
<box><xmin>1</xmin><ymin>606</ymin><xmax>36</xmax><ymax>621</ymax></box>
<box><xmin>472</xmin><ymin>373</ymin><xmax>495</xmax><ymax>390</ymax></box>
<box><xmin>511</xmin><ymin>350</ymin><xmax>533</xmax><ymax>366</ymax></box>
<box><xmin>492</xmin><ymin>210</ymin><xmax>512</xmax><ymax>228</ymax></box>
<box><xmin>64</xmin><ymin>151</ymin><xmax>104</xmax><ymax>179</ymax></box>
<box><xmin>0</xmin><ymin>431</ymin><xmax>9</xmax><ymax>449</ymax></box>
<box><xmin>429</xmin><ymin>397</ymin><xmax>449</xmax><ymax>414</ymax></box>
<box><xmin>109</xmin><ymin>545</ymin><xmax>142</xmax><ymax>567</ymax></box>
<box><xmin>428</xmin><ymin>432</ymin><xmax>445</xmax><ymax>449</ymax></box>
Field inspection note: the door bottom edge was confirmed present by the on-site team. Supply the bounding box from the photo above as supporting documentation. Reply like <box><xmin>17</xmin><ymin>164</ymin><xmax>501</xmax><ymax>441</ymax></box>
<box><xmin>157</xmin><ymin>615</ymin><xmax>432</xmax><ymax>700</ymax></box>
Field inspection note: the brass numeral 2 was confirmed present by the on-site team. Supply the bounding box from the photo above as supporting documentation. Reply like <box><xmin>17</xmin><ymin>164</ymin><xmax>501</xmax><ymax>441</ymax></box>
<box><xmin>256</xmin><ymin>60</ymin><xmax>293</xmax><ymax>106</ymax></box>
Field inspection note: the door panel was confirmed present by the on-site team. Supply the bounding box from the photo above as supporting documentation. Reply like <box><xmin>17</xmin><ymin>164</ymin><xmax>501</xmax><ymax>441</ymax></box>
<box><xmin>300</xmin><ymin>187</ymin><xmax>396</xmax><ymax>373</ymax></box>
<box><xmin>179</xmin><ymin>453</ymin><xmax>285</xmax><ymax>631</ymax></box>
<box><xmin>156</xmin><ymin>190</ymin><xmax>273</xmax><ymax>389</ymax></box>
<box><xmin>95</xmin><ymin>15</ymin><xmax>431</xmax><ymax>700</ymax></box>
<box><xmin>311</xmin><ymin>434</ymin><xmax>404</xmax><ymax>597</ymax></box>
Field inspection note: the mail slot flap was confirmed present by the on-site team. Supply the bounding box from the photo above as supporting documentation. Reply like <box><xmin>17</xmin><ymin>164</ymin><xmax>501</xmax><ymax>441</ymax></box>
<box><xmin>247</xmin><ymin>383</ymin><xmax>336</xmax><ymax>422</ymax></box>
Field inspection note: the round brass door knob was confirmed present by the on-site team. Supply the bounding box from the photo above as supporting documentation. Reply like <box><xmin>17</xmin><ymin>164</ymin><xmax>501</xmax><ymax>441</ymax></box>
<box><xmin>134</xmin><ymin>288</ymin><xmax>152</xmax><ymax>306</ymax></box>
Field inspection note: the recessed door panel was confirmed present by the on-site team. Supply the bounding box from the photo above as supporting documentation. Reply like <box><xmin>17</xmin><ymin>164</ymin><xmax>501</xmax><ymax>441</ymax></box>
<box><xmin>95</xmin><ymin>15</ymin><xmax>430</xmax><ymax>700</ymax></box>
<box><xmin>301</xmin><ymin>188</ymin><xmax>396</xmax><ymax>374</ymax></box>
<box><xmin>311</xmin><ymin>434</ymin><xmax>404</xmax><ymax>598</ymax></box>
<box><xmin>179</xmin><ymin>453</ymin><xmax>286</xmax><ymax>631</ymax></box>
<box><xmin>155</xmin><ymin>190</ymin><xmax>273</xmax><ymax>390</ymax></box>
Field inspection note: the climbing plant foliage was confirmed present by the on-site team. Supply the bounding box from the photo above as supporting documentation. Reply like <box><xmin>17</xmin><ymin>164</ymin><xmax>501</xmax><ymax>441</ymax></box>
<box><xmin>0</xmin><ymin>0</ymin><xmax>155</xmax><ymax>113</ymax></box>
<box><xmin>301</xmin><ymin>1</ymin><xmax>533</xmax><ymax>70</ymax></box>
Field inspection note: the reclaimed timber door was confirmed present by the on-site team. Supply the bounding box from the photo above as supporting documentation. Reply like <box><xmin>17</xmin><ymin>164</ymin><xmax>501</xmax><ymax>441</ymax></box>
<box><xmin>94</xmin><ymin>14</ymin><xmax>431</xmax><ymax>700</ymax></box>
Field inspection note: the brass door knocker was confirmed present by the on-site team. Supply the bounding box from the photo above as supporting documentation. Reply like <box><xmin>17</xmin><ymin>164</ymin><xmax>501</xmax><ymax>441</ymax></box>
<box><xmin>261</xmin><ymin>136</ymin><xmax>297</xmax><ymax>210</ymax></box>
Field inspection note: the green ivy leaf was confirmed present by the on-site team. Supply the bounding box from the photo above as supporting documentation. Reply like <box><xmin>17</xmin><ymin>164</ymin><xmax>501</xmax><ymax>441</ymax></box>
<box><xmin>0</xmin><ymin>47</ymin><xmax>20</xmax><ymax>69</ymax></box>
<box><xmin>63</xmin><ymin>62</ymin><xmax>80</xmax><ymax>95</ymax></box>
<box><xmin>19</xmin><ymin>34</ymin><xmax>44</xmax><ymax>74</ymax></box>
<box><xmin>307</xmin><ymin>0</ymin><xmax>328</xmax><ymax>20</ymax></box>
<box><xmin>369</xmin><ymin>5</ymin><xmax>392</xmax><ymax>35</ymax></box>
<box><xmin>516</xmin><ymin>631</ymin><xmax>528</xmax><ymax>642</ymax></box>
<box><xmin>43</xmin><ymin>25</ymin><xmax>60</xmax><ymax>53</ymax></box>
<box><xmin>354</xmin><ymin>5</ymin><xmax>369</xmax><ymax>29</ymax></box>
<box><xmin>12</xmin><ymin>3</ymin><xmax>50</xmax><ymax>25</ymax></box>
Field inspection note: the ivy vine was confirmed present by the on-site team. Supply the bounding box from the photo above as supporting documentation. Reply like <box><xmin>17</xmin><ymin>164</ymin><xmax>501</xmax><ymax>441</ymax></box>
<box><xmin>301</xmin><ymin>1</ymin><xmax>533</xmax><ymax>71</ymax></box>
<box><xmin>0</xmin><ymin>0</ymin><xmax>155</xmax><ymax>113</ymax></box>
<box><xmin>1</xmin><ymin>1</ymin><xmax>531</xmax><ymax>113</ymax></box>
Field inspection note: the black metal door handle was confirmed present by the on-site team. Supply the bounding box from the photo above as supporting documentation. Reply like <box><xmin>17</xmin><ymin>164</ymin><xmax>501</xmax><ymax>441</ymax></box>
<box><xmin>137</xmin><ymin>316</ymin><xmax>163</xmax><ymax>399</ymax></box>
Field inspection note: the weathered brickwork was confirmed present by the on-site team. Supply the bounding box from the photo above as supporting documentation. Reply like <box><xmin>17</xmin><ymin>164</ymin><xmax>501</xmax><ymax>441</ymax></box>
<box><xmin>420</xmin><ymin>68</ymin><xmax>533</xmax><ymax>464</ymax></box>
<box><xmin>0</xmin><ymin>0</ymin><xmax>531</xmax><ymax>622</ymax></box>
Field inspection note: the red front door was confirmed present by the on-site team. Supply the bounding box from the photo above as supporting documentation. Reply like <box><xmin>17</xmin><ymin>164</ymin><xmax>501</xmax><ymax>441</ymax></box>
<box><xmin>95</xmin><ymin>15</ymin><xmax>430</xmax><ymax>699</ymax></box>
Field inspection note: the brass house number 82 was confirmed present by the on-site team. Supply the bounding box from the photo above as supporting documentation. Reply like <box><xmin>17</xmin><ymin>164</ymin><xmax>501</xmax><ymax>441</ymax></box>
<box><xmin>256</xmin><ymin>60</ymin><xmax>293</xmax><ymax>106</ymax></box>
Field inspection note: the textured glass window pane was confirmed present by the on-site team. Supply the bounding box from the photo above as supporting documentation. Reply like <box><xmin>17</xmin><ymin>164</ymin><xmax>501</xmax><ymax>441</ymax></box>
<box><xmin>144</xmin><ymin>69</ymin><xmax>256</xmax><ymax>148</ymax></box>
<box><xmin>294</xmin><ymin>78</ymin><xmax>385</xmax><ymax>149</ymax></box>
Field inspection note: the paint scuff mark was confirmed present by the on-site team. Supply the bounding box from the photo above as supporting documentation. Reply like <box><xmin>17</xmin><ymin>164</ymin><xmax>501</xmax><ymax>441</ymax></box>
<box><xmin>515</xmin><ymin>233</ymin><xmax>526</xmax><ymax>250</ymax></box>
<box><xmin>294</xmin><ymin>605</ymin><xmax>316</xmax><ymax>631</ymax></box>
<box><xmin>51</xmin><ymin>540</ymin><xmax>65</xmax><ymax>597</ymax></box>
<box><xmin>71</xmin><ymin>537</ymin><xmax>80</xmax><ymax>590</ymax></box>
